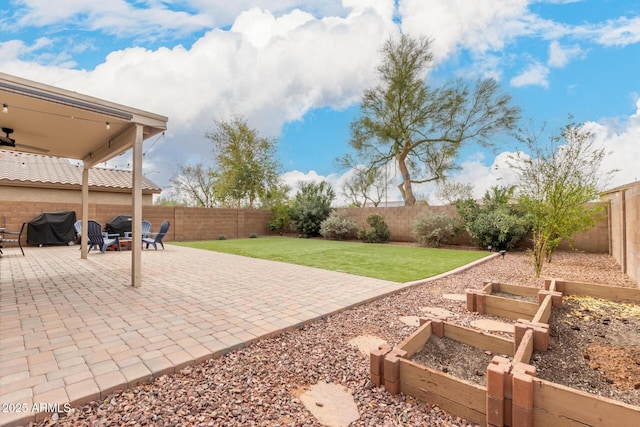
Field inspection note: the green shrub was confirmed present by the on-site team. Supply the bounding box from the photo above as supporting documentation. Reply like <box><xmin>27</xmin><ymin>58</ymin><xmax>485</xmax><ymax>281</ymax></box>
<box><xmin>320</xmin><ymin>211</ymin><xmax>359</xmax><ymax>240</ymax></box>
<box><xmin>456</xmin><ymin>185</ymin><xmax>531</xmax><ymax>250</ymax></box>
<box><xmin>249</xmin><ymin>233</ymin><xmax>258</xmax><ymax>238</ymax></box>
<box><xmin>267</xmin><ymin>204</ymin><xmax>292</xmax><ymax>235</ymax></box>
<box><xmin>412</xmin><ymin>213</ymin><xmax>457</xmax><ymax>247</ymax></box>
<box><xmin>289</xmin><ymin>181</ymin><xmax>335</xmax><ymax>237</ymax></box>
<box><xmin>217</xmin><ymin>235</ymin><xmax>226</xmax><ymax>240</ymax></box>
<box><xmin>358</xmin><ymin>214</ymin><xmax>391</xmax><ymax>243</ymax></box>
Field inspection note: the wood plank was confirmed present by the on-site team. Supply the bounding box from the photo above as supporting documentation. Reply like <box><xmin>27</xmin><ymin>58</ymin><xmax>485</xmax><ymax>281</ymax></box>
<box><xmin>532</xmin><ymin>295</ymin><xmax>553</xmax><ymax>324</ymax></box>
<box><xmin>533</xmin><ymin>377</ymin><xmax>640</xmax><ymax>427</ymax></box>
<box><xmin>484</xmin><ymin>295</ymin><xmax>539</xmax><ymax>321</ymax></box>
<box><xmin>496</xmin><ymin>283</ymin><xmax>540</xmax><ymax>297</ymax></box>
<box><xmin>513</xmin><ymin>329</ymin><xmax>533</xmax><ymax>365</ymax></box>
<box><xmin>400</xmin><ymin>359</ymin><xmax>486</xmax><ymax>426</ymax></box>
<box><xmin>560</xmin><ymin>281</ymin><xmax>640</xmax><ymax>303</ymax></box>
<box><xmin>444</xmin><ymin>323</ymin><xmax>514</xmax><ymax>356</ymax></box>
<box><xmin>398</xmin><ymin>321</ymin><xmax>432</xmax><ymax>358</ymax></box>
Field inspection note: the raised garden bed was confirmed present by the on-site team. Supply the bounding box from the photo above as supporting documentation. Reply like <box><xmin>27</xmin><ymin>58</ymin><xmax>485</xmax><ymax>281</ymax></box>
<box><xmin>371</xmin><ymin>279</ymin><xmax>640</xmax><ymax>426</ymax></box>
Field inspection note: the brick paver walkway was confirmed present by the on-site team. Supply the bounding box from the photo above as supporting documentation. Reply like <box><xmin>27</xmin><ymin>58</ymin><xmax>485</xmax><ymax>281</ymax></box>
<box><xmin>0</xmin><ymin>244</ymin><xmax>423</xmax><ymax>426</ymax></box>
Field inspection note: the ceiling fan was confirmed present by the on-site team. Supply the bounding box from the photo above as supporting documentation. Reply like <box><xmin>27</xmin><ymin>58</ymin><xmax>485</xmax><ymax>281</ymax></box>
<box><xmin>0</xmin><ymin>127</ymin><xmax>49</xmax><ymax>153</ymax></box>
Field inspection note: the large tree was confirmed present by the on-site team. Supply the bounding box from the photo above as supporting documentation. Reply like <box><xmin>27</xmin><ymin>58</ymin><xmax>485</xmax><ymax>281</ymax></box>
<box><xmin>509</xmin><ymin>118</ymin><xmax>614</xmax><ymax>276</ymax></box>
<box><xmin>206</xmin><ymin>116</ymin><xmax>282</xmax><ymax>208</ymax></box>
<box><xmin>342</xmin><ymin>35</ymin><xmax>520</xmax><ymax>206</ymax></box>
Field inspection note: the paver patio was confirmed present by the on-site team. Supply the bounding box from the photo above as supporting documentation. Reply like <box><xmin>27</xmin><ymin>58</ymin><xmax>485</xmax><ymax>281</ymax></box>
<box><xmin>0</xmin><ymin>243</ymin><xmax>424</xmax><ymax>426</ymax></box>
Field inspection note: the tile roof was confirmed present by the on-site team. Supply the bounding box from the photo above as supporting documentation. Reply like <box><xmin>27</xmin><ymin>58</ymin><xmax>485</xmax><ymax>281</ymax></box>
<box><xmin>0</xmin><ymin>149</ymin><xmax>162</xmax><ymax>193</ymax></box>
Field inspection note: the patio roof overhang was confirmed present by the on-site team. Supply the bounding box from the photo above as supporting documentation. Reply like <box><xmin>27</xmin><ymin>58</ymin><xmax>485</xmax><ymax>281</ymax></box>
<box><xmin>0</xmin><ymin>72</ymin><xmax>167</xmax><ymax>166</ymax></box>
<box><xmin>0</xmin><ymin>72</ymin><xmax>168</xmax><ymax>287</ymax></box>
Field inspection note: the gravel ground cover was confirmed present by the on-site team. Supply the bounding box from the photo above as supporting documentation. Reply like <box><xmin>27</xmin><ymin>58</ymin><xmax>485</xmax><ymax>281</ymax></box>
<box><xmin>37</xmin><ymin>250</ymin><xmax>637</xmax><ymax>426</ymax></box>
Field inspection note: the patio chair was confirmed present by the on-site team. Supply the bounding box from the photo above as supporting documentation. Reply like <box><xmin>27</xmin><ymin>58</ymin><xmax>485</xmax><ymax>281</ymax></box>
<box><xmin>124</xmin><ymin>220</ymin><xmax>152</xmax><ymax>238</ymax></box>
<box><xmin>142</xmin><ymin>220</ymin><xmax>170</xmax><ymax>250</ymax></box>
<box><xmin>1</xmin><ymin>222</ymin><xmax>26</xmax><ymax>256</ymax></box>
<box><xmin>74</xmin><ymin>219</ymin><xmax>83</xmax><ymax>243</ymax></box>
<box><xmin>87</xmin><ymin>220</ymin><xmax>120</xmax><ymax>253</ymax></box>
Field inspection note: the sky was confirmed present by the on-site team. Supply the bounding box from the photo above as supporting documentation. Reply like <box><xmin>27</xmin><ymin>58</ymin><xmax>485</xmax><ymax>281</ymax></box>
<box><xmin>0</xmin><ymin>0</ymin><xmax>639</xmax><ymax>205</ymax></box>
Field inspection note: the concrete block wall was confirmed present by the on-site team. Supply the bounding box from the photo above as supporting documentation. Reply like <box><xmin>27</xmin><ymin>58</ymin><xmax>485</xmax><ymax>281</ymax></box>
<box><xmin>629</xmin><ymin>185</ymin><xmax>640</xmax><ymax>284</ymax></box>
<box><xmin>0</xmin><ymin>201</ymin><xmax>273</xmax><ymax>243</ymax></box>
<box><xmin>337</xmin><ymin>205</ymin><xmax>471</xmax><ymax>245</ymax></box>
<box><xmin>601</xmin><ymin>181</ymin><xmax>640</xmax><ymax>284</ymax></box>
<box><xmin>337</xmin><ymin>204</ymin><xmax>609</xmax><ymax>253</ymax></box>
<box><xmin>0</xmin><ymin>199</ymin><xmax>616</xmax><ymax>256</ymax></box>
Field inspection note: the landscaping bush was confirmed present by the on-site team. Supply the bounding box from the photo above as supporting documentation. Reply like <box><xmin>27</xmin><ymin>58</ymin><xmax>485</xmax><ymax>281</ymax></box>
<box><xmin>320</xmin><ymin>211</ymin><xmax>359</xmax><ymax>240</ymax></box>
<box><xmin>456</xmin><ymin>185</ymin><xmax>531</xmax><ymax>250</ymax></box>
<box><xmin>358</xmin><ymin>213</ymin><xmax>391</xmax><ymax>243</ymax></box>
<box><xmin>267</xmin><ymin>204</ymin><xmax>292</xmax><ymax>235</ymax></box>
<box><xmin>289</xmin><ymin>181</ymin><xmax>336</xmax><ymax>237</ymax></box>
<box><xmin>412</xmin><ymin>213</ymin><xmax>458</xmax><ymax>247</ymax></box>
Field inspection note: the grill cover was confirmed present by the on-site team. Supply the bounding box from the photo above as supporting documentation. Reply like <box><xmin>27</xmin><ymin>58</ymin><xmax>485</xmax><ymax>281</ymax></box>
<box><xmin>27</xmin><ymin>211</ymin><xmax>77</xmax><ymax>245</ymax></box>
<box><xmin>105</xmin><ymin>215</ymin><xmax>132</xmax><ymax>237</ymax></box>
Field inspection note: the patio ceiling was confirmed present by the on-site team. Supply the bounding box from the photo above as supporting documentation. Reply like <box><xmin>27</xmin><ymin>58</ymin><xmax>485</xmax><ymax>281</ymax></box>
<box><xmin>0</xmin><ymin>72</ymin><xmax>167</xmax><ymax>167</ymax></box>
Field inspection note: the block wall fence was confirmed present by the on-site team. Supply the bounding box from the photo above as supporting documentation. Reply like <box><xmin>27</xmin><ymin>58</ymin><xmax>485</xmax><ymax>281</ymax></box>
<box><xmin>336</xmin><ymin>204</ymin><xmax>610</xmax><ymax>254</ymax></box>
<box><xmin>0</xmin><ymin>202</ymin><xmax>273</xmax><ymax>242</ymax></box>
<box><xmin>0</xmin><ymin>199</ymin><xmax>631</xmax><ymax>272</ymax></box>
<box><xmin>602</xmin><ymin>182</ymin><xmax>640</xmax><ymax>284</ymax></box>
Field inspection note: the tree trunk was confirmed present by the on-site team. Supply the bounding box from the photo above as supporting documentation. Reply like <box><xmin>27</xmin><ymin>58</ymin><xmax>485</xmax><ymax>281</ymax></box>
<box><xmin>396</xmin><ymin>142</ymin><xmax>415</xmax><ymax>206</ymax></box>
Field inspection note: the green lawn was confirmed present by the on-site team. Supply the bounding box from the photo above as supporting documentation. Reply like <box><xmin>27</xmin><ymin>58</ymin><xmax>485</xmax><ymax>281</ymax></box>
<box><xmin>174</xmin><ymin>237</ymin><xmax>488</xmax><ymax>282</ymax></box>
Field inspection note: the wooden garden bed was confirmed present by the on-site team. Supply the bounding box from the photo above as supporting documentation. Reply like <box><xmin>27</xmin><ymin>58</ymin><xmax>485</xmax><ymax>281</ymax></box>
<box><xmin>370</xmin><ymin>279</ymin><xmax>640</xmax><ymax>426</ymax></box>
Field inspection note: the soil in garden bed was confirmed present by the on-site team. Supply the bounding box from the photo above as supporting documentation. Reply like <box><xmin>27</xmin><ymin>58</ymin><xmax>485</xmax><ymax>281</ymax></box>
<box><xmin>491</xmin><ymin>290</ymin><xmax>538</xmax><ymax>304</ymax></box>
<box><xmin>409</xmin><ymin>336</ymin><xmax>512</xmax><ymax>386</ymax></box>
<box><xmin>531</xmin><ymin>295</ymin><xmax>640</xmax><ymax>406</ymax></box>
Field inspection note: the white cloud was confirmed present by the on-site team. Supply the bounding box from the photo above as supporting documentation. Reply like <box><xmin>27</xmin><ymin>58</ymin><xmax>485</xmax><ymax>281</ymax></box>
<box><xmin>1</xmin><ymin>3</ymin><xmax>395</xmax><ymax>138</ymax></box>
<box><xmin>547</xmin><ymin>40</ymin><xmax>585</xmax><ymax>68</ymax></box>
<box><xmin>581</xmin><ymin>16</ymin><xmax>640</xmax><ymax>47</ymax></box>
<box><xmin>398</xmin><ymin>0</ymin><xmax>531</xmax><ymax>63</ymax></box>
<box><xmin>8</xmin><ymin>0</ymin><xmax>214</xmax><ymax>38</ymax></box>
<box><xmin>438</xmin><ymin>152</ymin><xmax>521</xmax><ymax>202</ymax></box>
<box><xmin>585</xmin><ymin>99</ymin><xmax>640</xmax><ymax>188</ymax></box>
<box><xmin>510</xmin><ymin>62</ymin><xmax>549</xmax><ymax>88</ymax></box>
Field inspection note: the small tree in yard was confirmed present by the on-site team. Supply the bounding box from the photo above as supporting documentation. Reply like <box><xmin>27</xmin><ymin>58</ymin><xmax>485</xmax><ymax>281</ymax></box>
<box><xmin>169</xmin><ymin>163</ymin><xmax>218</xmax><ymax>207</ymax></box>
<box><xmin>342</xmin><ymin>166</ymin><xmax>386</xmax><ymax>208</ymax></box>
<box><xmin>509</xmin><ymin>118</ymin><xmax>614</xmax><ymax>276</ymax></box>
<box><xmin>289</xmin><ymin>181</ymin><xmax>335</xmax><ymax>237</ymax></box>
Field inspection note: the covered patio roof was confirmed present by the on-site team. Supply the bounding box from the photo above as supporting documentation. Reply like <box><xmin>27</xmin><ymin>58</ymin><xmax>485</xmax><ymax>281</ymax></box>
<box><xmin>0</xmin><ymin>72</ymin><xmax>168</xmax><ymax>287</ymax></box>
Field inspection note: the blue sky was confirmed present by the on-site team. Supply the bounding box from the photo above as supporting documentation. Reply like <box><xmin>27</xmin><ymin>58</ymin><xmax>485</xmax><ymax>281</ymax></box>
<box><xmin>1</xmin><ymin>0</ymin><xmax>639</xmax><ymax>205</ymax></box>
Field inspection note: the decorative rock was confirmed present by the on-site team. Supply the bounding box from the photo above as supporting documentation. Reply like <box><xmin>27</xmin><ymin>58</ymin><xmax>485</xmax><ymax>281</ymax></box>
<box><xmin>420</xmin><ymin>307</ymin><xmax>455</xmax><ymax>319</ymax></box>
<box><xmin>470</xmin><ymin>319</ymin><xmax>515</xmax><ymax>333</ymax></box>
<box><xmin>348</xmin><ymin>335</ymin><xmax>387</xmax><ymax>355</ymax></box>
<box><xmin>299</xmin><ymin>382</ymin><xmax>360</xmax><ymax>427</ymax></box>
<box><xmin>399</xmin><ymin>316</ymin><xmax>420</xmax><ymax>327</ymax></box>
<box><xmin>442</xmin><ymin>293</ymin><xmax>467</xmax><ymax>302</ymax></box>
